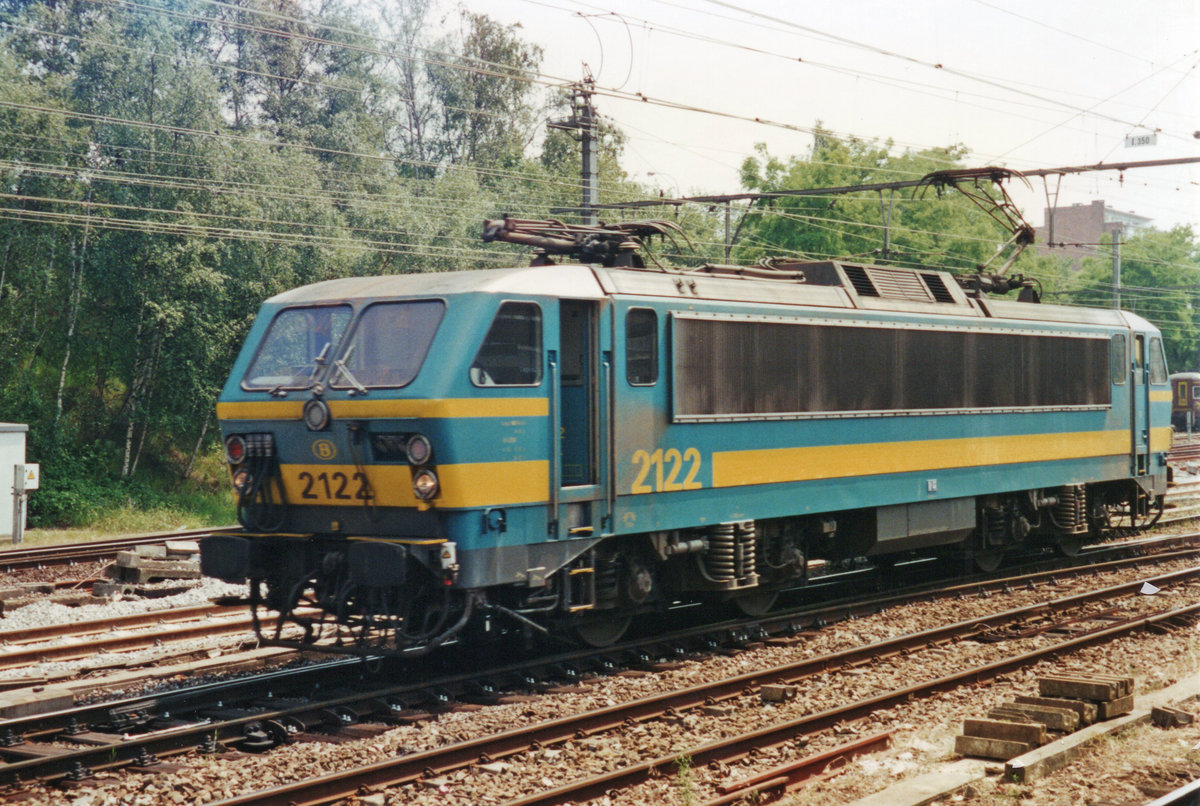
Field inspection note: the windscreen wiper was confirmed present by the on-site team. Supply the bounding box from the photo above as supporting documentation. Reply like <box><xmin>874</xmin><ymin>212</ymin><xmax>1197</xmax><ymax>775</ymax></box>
<box><xmin>269</xmin><ymin>343</ymin><xmax>330</xmax><ymax>397</ymax></box>
<box><xmin>330</xmin><ymin>344</ymin><xmax>368</xmax><ymax>396</ymax></box>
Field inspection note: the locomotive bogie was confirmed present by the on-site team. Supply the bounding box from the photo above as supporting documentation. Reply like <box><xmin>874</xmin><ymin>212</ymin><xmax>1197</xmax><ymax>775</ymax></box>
<box><xmin>205</xmin><ymin>260</ymin><xmax>1172</xmax><ymax>655</ymax></box>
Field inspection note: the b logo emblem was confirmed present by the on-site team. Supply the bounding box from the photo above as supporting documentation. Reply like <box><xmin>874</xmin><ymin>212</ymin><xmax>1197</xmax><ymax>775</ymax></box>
<box><xmin>312</xmin><ymin>439</ymin><xmax>337</xmax><ymax>460</ymax></box>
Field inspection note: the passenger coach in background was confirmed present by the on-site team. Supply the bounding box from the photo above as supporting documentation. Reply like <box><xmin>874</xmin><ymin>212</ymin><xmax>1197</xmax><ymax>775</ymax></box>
<box><xmin>201</xmin><ymin>216</ymin><xmax>1172</xmax><ymax>656</ymax></box>
<box><xmin>1170</xmin><ymin>371</ymin><xmax>1200</xmax><ymax>432</ymax></box>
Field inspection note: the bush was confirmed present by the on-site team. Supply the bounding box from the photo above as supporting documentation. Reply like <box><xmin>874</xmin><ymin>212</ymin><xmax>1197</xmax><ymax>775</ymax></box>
<box><xmin>28</xmin><ymin>469</ymin><xmax>235</xmax><ymax>530</ymax></box>
<box><xmin>28</xmin><ymin>475</ymin><xmax>122</xmax><ymax>528</ymax></box>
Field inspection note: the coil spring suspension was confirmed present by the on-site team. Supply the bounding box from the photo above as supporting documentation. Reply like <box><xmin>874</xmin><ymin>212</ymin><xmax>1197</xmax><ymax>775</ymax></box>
<box><xmin>981</xmin><ymin>507</ymin><xmax>1006</xmax><ymax>547</ymax></box>
<box><xmin>1055</xmin><ymin>484</ymin><xmax>1087</xmax><ymax>534</ymax></box>
<box><xmin>704</xmin><ymin>522</ymin><xmax>757</xmax><ymax>582</ymax></box>
<box><xmin>594</xmin><ymin>553</ymin><xmax>619</xmax><ymax>603</ymax></box>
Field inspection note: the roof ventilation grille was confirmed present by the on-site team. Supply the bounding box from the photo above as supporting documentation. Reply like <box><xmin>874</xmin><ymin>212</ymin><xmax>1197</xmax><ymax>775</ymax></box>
<box><xmin>921</xmin><ymin>272</ymin><xmax>956</xmax><ymax>303</ymax></box>
<box><xmin>865</xmin><ymin>266</ymin><xmax>932</xmax><ymax>301</ymax></box>
<box><xmin>842</xmin><ymin>265</ymin><xmax>879</xmax><ymax>297</ymax></box>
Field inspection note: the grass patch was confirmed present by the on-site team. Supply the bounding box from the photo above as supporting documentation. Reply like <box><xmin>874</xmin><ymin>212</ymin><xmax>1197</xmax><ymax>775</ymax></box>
<box><xmin>24</xmin><ymin>495</ymin><xmax>235</xmax><ymax>546</ymax></box>
<box><xmin>18</xmin><ymin>486</ymin><xmax>235</xmax><ymax>547</ymax></box>
<box><xmin>13</xmin><ymin>444</ymin><xmax>236</xmax><ymax>547</ymax></box>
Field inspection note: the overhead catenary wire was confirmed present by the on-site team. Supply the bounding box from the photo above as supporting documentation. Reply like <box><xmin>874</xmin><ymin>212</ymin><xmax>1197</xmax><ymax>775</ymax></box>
<box><xmin>702</xmin><ymin>0</ymin><xmax>1193</xmax><ymax>143</ymax></box>
<box><xmin>30</xmin><ymin>0</ymin><xmax>1200</xmax><ymax>210</ymax></box>
<box><xmin>2</xmin><ymin>0</ymin><xmax>1190</xmax><ymax>278</ymax></box>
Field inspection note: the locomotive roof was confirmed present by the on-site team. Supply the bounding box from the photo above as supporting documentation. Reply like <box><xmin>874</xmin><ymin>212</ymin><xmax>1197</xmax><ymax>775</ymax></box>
<box><xmin>267</xmin><ymin>262</ymin><xmax>1146</xmax><ymax>330</ymax></box>
<box><xmin>269</xmin><ymin>264</ymin><xmax>606</xmax><ymax>304</ymax></box>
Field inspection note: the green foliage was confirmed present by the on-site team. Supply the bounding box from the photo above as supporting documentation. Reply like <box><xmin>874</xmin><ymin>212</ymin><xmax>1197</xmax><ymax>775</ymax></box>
<box><xmin>673</xmin><ymin>755</ymin><xmax>696</xmax><ymax>806</ymax></box>
<box><xmin>1059</xmin><ymin>227</ymin><xmax>1200</xmax><ymax>371</ymax></box>
<box><xmin>0</xmin><ymin>0</ymin><xmax>572</xmax><ymax>522</ymax></box>
<box><xmin>736</xmin><ymin>131</ymin><xmax>1004</xmax><ymax>274</ymax></box>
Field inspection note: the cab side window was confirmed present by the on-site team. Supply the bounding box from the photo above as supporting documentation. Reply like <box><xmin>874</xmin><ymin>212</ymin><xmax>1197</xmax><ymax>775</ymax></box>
<box><xmin>1110</xmin><ymin>334</ymin><xmax>1127</xmax><ymax>385</ymax></box>
<box><xmin>626</xmin><ymin>308</ymin><xmax>658</xmax><ymax>385</ymax></box>
<box><xmin>471</xmin><ymin>302</ymin><xmax>542</xmax><ymax>386</ymax></box>
<box><xmin>1149</xmin><ymin>337</ymin><xmax>1168</xmax><ymax>384</ymax></box>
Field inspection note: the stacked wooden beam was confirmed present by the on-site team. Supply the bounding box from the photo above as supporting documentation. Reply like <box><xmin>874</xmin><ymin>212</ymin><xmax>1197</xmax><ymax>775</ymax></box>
<box><xmin>955</xmin><ymin>673</ymin><xmax>1134</xmax><ymax>760</ymax></box>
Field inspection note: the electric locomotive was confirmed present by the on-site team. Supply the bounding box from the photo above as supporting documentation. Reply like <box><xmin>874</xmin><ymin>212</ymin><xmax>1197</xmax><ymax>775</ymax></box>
<box><xmin>202</xmin><ymin>217</ymin><xmax>1172</xmax><ymax>655</ymax></box>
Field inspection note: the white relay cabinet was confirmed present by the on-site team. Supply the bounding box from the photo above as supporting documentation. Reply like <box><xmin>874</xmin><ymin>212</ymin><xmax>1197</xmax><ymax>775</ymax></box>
<box><xmin>0</xmin><ymin>424</ymin><xmax>29</xmax><ymax>540</ymax></box>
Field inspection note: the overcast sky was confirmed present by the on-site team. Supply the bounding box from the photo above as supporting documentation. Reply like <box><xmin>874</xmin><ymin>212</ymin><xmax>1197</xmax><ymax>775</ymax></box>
<box><xmin>452</xmin><ymin>0</ymin><xmax>1199</xmax><ymax>232</ymax></box>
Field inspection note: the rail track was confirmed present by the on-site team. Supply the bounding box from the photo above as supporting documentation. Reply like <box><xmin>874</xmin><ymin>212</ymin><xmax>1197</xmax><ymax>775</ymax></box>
<box><xmin>0</xmin><ymin>603</ymin><xmax>290</xmax><ymax>675</ymax></box>
<box><xmin>0</xmin><ymin>535</ymin><xmax>1196</xmax><ymax>800</ymax></box>
<box><xmin>0</xmin><ymin>527</ymin><xmax>237</xmax><ymax>574</ymax></box>
<box><xmin>0</xmin><ymin>478</ymin><xmax>1194</xmax><ymax>800</ymax></box>
<box><xmin>206</xmin><ymin>564</ymin><xmax>1200</xmax><ymax>806</ymax></box>
<box><xmin>1169</xmin><ymin>435</ymin><xmax>1200</xmax><ymax>465</ymax></box>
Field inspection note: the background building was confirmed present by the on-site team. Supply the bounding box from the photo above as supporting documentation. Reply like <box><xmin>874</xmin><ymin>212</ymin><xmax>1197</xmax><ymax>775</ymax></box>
<box><xmin>1036</xmin><ymin>200</ymin><xmax>1153</xmax><ymax>270</ymax></box>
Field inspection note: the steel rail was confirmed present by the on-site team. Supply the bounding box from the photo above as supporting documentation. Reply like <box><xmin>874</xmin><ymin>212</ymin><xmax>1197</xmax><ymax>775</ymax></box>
<box><xmin>0</xmin><ymin>540</ymin><xmax>1193</xmax><ymax>791</ymax></box>
<box><xmin>0</xmin><ymin>610</ymin><xmax>277</xmax><ymax>670</ymax></box>
<box><xmin>0</xmin><ymin>527</ymin><xmax>235</xmax><ymax>572</ymax></box>
<box><xmin>1144</xmin><ymin>776</ymin><xmax>1200</xmax><ymax>806</ymax></box>
<box><xmin>207</xmin><ymin>567</ymin><xmax>1200</xmax><ymax>806</ymax></box>
<box><xmin>703</xmin><ymin>731</ymin><xmax>893</xmax><ymax>806</ymax></box>
<box><xmin>500</xmin><ymin>601</ymin><xmax>1200</xmax><ymax>806</ymax></box>
<box><xmin>0</xmin><ymin>603</ymin><xmax>245</xmax><ymax>647</ymax></box>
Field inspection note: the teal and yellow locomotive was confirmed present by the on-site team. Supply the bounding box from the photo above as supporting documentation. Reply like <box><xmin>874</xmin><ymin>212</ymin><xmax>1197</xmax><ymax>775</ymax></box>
<box><xmin>202</xmin><ymin>218</ymin><xmax>1172</xmax><ymax>655</ymax></box>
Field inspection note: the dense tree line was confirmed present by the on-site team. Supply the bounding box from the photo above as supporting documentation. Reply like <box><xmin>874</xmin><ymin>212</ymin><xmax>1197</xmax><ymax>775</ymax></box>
<box><xmin>0</xmin><ymin>1</ymin><xmax>1195</xmax><ymax>524</ymax></box>
<box><xmin>0</xmin><ymin>0</ymin><xmax>641</xmax><ymax>520</ymax></box>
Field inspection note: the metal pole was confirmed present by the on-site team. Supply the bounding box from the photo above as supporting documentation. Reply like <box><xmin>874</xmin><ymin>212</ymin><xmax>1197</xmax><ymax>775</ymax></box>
<box><xmin>579</xmin><ymin>85</ymin><xmax>598</xmax><ymax>226</ymax></box>
<box><xmin>724</xmin><ymin>202</ymin><xmax>732</xmax><ymax>262</ymax></box>
<box><xmin>1112</xmin><ymin>228</ymin><xmax>1122</xmax><ymax>310</ymax></box>
<box><xmin>11</xmin><ymin>465</ymin><xmax>24</xmax><ymax>544</ymax></box>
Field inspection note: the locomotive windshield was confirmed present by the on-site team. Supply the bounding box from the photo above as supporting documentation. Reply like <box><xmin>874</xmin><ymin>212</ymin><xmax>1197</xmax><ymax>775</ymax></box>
<box><xmin>331</xmin><ymin>300</ymin><xmax>445</xmax><ymax>388</ymax></box>
<box><xmin>243</xmin><ymin>305</ymin><xmax>352</xmax><ymax>390</ymax></box>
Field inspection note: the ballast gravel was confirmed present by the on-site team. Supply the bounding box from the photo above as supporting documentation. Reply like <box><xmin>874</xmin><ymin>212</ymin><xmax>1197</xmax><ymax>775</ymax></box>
<box><xmin>6</xmin><ymin>554</ymin><xmax>1200</xmax><ymax>805</ymax></box>
<box><xmin>0</xmin><ymin>578</ymin><xmax>250</xmax><ymax>682</ymax></box>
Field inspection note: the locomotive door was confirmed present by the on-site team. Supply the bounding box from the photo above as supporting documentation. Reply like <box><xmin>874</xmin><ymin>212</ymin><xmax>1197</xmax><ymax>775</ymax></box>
<box><xmin>1132</xmin><ymin>334</ymin><xmax>1149</xmax><ymax>475</ymax></box>
<box><xmin>552</xmin><ymin>299</ymin><xmax>609</xmax><ymax>539</ymax></box>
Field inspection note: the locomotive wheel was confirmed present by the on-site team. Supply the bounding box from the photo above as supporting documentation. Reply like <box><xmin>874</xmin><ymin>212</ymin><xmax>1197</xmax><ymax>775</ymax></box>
<box><xmin>732</xmin><ymin>589</ymin><xmax>779</xmax><ymax>617</ymax></box>
<box><xmin>1056</xmin><ymin>536</ymin><xmax>1084</xmax><ymax>558</ymax></box>
<box><xmin>972</xmin><ymin>546</ymin><xmax>1005</xmax><ymax>573</ymax></box>
<box><xmin>571</xmin><ymin>614</ymin><xmax>632</xmax><ymax>647</ymax></box>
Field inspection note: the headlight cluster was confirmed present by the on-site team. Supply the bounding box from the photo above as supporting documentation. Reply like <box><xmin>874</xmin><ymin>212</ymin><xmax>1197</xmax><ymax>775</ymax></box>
<box><xmin>225</xmin><ymin>433</ymin><xmax>274</xmax><ymax>463</ymax></box>
<box><xmin>369</xmin><ymin>432</ymin><xmax>434</xmax><ymax>465</ymax></box>
<box><xmin>367</xmin><ymin>431</ymin><xmax>440</xmax><ymax>501</ymax></box>
<box><xmin>406</xmin><ymin>433</ymin><xmax>437</xmax><ymax>500</ymax></box>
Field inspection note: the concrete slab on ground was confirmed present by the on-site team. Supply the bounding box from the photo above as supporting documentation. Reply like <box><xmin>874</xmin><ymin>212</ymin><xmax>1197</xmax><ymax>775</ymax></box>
<box><xmin>846</xmin><ymin>674</ymin><xmax>1200</xmax><ymax>806</ymax></box>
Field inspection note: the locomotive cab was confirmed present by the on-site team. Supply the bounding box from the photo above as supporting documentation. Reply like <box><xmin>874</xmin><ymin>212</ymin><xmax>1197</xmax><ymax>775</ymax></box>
<box><xmin>203</xmin><ymin>267</ymin><xmax>623</xmax><ymax>654</ymax></box>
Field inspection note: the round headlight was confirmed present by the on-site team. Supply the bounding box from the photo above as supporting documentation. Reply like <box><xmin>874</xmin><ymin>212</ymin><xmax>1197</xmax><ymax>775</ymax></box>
<box><xmin>412</xmin><ymin>468</ymin><xmax>439</xmax><ymax>500</ymax></box>
<box><xmin>231</xmin><ymin>469</ymin><xmax>253</xmax><ymax>494</ymax></box>
<box><xmin>225</xmin><ymin>435</ymin><xmax>247</xmax><ymax>464</ymax></box>
<box><xmin>303</xmin><ymin>398</ymin><xmax>331</xmax><ymax>431</ymax></box>
<box><xmin>406</xmin><ymin>434</ymin><xmax>432</xmax><ymax>466</ymax></box>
